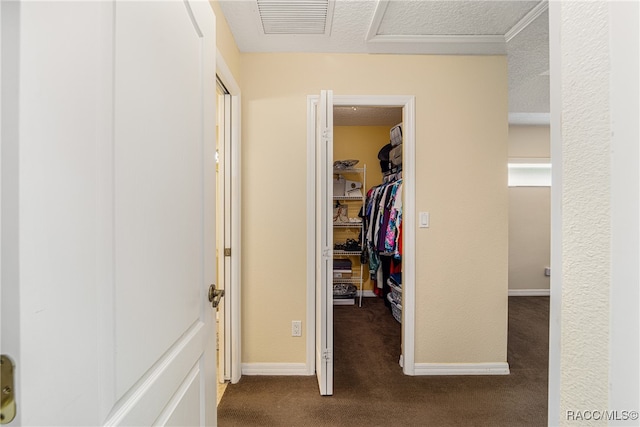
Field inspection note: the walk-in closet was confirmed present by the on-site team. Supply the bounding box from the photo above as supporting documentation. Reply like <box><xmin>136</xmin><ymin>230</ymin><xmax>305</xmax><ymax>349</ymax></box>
<box><xmin>331</xmin><ymin>106</ymin><xmax>405</xmax><ymax>360</ymax></box>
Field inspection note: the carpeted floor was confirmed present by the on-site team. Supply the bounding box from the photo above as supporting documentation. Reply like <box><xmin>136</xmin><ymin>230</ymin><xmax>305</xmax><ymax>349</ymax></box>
<box><xmin>217</xmin><ymin>296</ymin><xmax>549</xmax><ymax>426</ymax></box>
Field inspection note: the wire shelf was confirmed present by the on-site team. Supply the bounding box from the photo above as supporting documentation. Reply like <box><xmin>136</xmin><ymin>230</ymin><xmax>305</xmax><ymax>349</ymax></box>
<box><xmin>332</xmin><ymin>277</ymin><xmax>362</xmax><ymax>284</ymax></box>
<box><xmin>333</xmin><ymin>222</ymin><xmax>363</xmax><ymax>228</ymax></box>
<box><xmin>333</xmin><ymin>196</ymin><xmax>363</xmax><ymax>201</ymax></box>
<box><xmin>333</xmin><ymin>167</ymin><xmax>365</xmax><ymax>173</ymax></box>
<box><xmin>333</xmin><ymin>250</ymin><xmax>362</xmax><ymax>256</ymax></box>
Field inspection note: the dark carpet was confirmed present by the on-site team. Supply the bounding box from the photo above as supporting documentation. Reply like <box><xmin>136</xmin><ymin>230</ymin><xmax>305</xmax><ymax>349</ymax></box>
<box><xmin>217</xmin><ymin>296</ymin><xmax>549</xmax><ymax>426</ymax></box>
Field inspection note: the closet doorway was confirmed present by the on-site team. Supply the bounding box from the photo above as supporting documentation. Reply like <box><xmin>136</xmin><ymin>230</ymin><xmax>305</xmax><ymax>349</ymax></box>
<box><xmin>214</xmin><ymin>57</ymin><xmax>243</xmax><ymax>395</ymax></box>
<box><xmin>306</xmin><ymin>92</ymin><xmax>416</xmax><ymax>396</ymax></box>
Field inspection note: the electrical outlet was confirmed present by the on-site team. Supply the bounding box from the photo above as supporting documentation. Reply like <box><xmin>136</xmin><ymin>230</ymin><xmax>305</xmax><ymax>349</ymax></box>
<box><xmin>292</xmin><ymin>320</ymin><xmax>302</xmax><ymax>337</ymax></box>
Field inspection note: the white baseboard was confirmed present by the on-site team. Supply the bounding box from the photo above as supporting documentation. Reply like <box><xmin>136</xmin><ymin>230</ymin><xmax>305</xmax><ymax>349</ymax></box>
<box><xmin>414</xmin><ymin>362</ymin><xmax>510</xmax><ymax>376</ymax></box>
<box><xmin>357</xmin><ymin>290</ymin><xmax>377</xmax><ymax>297</ymax></box>
<box><xmin>508</xmin><ymin>289</ymin><xmax>550</xmax><ymax>296</ymax></box>
<box><xmin>241</xmin><ymin>363</ymin><xmax>309</xmax><ymax>376</ymax></box>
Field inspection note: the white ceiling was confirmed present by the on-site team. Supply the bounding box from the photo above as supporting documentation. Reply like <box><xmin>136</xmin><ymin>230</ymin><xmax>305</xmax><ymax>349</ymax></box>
<box><xmin>218</xmin><ymin>0</ymin><xmax>550</xmax><ymax>117</ymax></box>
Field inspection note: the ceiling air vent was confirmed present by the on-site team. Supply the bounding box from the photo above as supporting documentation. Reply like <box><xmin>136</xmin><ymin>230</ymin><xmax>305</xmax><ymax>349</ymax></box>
<box><xmin>256</xmin><ymin>0</ymin><xmax>334</xmax><ymax>35</ymax></box>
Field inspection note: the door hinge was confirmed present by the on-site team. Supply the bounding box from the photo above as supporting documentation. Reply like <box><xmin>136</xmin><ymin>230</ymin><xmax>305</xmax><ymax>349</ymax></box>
<box><xmin>224</xmin><ymin>247</ymin><xmax>231</xmax><ymax>257</ymax></box>
<box><xmin>322</xmin><ymin>128</ymin><xmax>332</xmax><ymax>140</ymax></box>
<box><xmin>1</xmin><ymin>355</ymin><xmax>16</xmax><ymax>424</ymax></box>
<box><xmin>321</xmin><ymin>248</ymin><xmax>331</xmax><ymax>259</ymax></box>
<box><xmin>322</xmin><ymin>349</ymin><xmax>332</xmax><ymax>362</ymax></box>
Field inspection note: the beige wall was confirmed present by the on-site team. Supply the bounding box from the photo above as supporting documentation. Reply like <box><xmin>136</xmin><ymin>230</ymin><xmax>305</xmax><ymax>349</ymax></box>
<box><xmin>240</xmin><ymin>53</ymin><xmax>509</xmax><ymax>365</ymax></box>
<box><xmin>508</xmin><ymin>187</ymin><xmax>550</xmax><ymax>290</ymax></box>
<box><xmin>508</xmin><ymin>125</ymin><xmax>551</xmax><ymax>158</ymax></box>
<box><xmin>209</xmin><ymin>0</ymin><xmax>241</xmax><ymax>84</ymax></box>
<box><xmin>334</xmin><ymin>126</ymin><xmax>388</xmax><ymax>193</ymax></box>
<box><xmin>508</xmin><ymin>125</ymin><xmax>551</xmax><ymax>291</ymax></box>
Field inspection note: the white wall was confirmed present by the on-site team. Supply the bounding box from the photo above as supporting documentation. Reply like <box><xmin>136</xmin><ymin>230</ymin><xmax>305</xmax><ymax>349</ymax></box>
<box><xmin>549</xmin><ymin>1</ymin><xmax>640</xmax><ymax>425</ymax></box>
<box><xmin>608</xmin><ymin>1</ymin><xmax>640</xmax><ymax>424</ymax></box>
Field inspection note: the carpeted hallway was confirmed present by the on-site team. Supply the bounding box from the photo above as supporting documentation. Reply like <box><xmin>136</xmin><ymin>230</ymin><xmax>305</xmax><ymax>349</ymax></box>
<box><xmin>217</xmin><ymin>296</ymin><xmax>549</xmax><ymax>426</ymax></box>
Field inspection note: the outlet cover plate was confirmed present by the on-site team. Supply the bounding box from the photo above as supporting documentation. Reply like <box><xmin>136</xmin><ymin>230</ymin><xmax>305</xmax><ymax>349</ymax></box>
<box><xmin>292</xmin><ymin>320</ymin><xmax>302</xmax><ymax>337</ymax></box>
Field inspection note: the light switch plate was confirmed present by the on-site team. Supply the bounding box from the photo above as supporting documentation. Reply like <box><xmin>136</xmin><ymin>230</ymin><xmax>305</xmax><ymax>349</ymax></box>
<box><xmin>419</xmin><ymin>212</ymin><xmax>429</xmax><ymax>228</ymax></box>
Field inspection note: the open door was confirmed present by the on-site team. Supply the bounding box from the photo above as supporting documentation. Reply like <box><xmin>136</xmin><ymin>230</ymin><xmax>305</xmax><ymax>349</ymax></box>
<box><xmin>308</xmin><ymin>94</ymin><xmax>417</xmax><ymax>390</ymax></box>
<box><xmin>1</xmin><ymin>1</ymin><xmax>218</xmax><ymax>424</ymax></box>
<box><xmin>216</xmin><ymin>83</ymin><xmax>231</xmax><ymax>385</ymax></box>
<box><xmin>315</xmin><ymin>90</ymin><xmax>334</xmax><ymax>395</ymax></box>
<box><xmin>215</xmin><ymin>54</ymin><xmax>243</xmax><ymax>385</ymax></box>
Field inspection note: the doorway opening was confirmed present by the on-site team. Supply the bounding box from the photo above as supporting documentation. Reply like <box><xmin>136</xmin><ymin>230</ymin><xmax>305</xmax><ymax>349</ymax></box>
<box><xmin>214</xmin><ymin>53</ymin><xmax>243</xmax><ymax>406</ymax></box>
<box><xmin>332</xmin><ymin>104</ymin><xmax>405</xmax><ymax>386</ymax></box>
<box><xmin>306</xmin><ymin>93</ymin><xmax>416</xmax><ymax>396</ymax></box>
<box><xmin>215</xmin><ymin>77</ymin><xmax>230</xmax><ymax>403</ymax></box>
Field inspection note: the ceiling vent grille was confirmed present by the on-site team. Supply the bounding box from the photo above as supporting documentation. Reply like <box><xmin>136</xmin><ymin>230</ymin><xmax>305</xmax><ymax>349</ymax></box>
<box><xmin>257</xmin><ymin>0</ymin><xmax>333</xmax><ymax>35</ymax></box>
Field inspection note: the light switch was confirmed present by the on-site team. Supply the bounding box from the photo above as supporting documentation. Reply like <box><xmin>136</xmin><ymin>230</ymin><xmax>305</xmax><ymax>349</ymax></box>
<box><xmin>419</xmin><ymin>212</ymin><xmax>429</xmax><ymax>228</ymax></box>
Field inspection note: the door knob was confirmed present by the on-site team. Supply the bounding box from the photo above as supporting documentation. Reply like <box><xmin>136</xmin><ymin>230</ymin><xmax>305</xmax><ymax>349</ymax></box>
<box><xmin>208</xmin><ymin>284</ymin><xmax>225</xmax><ymax>308</ymax></box>
<box><xmin>1</xmin><ymin>355</ymin><xmax>16</xmax><ymax>424</ymax></box>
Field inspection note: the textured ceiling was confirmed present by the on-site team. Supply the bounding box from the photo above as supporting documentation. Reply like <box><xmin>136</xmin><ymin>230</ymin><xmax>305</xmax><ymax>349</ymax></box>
<box><xmin>218</xmin><ymin>0</ymin><xmax>550</xmax><ymax>116</ymax></box>
<box><xmin>507</xmin><ymin>7</ymin><xmax>549</xmax><ymax>113</ymax></box>
<box><xmin>378</xmin><ymin>1</ymin><xmax>539</xmax><ymax>35</ymax></box>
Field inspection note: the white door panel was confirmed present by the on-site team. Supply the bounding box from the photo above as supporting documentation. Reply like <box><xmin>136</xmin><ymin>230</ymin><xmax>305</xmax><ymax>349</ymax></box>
<box><xmin>1</xmin><ymin>1</ymin><xmax>217</xmax><ymax>425</ymax></box>
<box><xmin>114</xmin><ymin>0</ymin><xmax>206</xmax><ymax>397</ymax></box>
<box><xmin>106</xmin><ymin>324</ymin><xmax>206</xmax><ymax>426</ymax></box>
<box><xmin>12</xmin><ymin>2</ymin><xmax>112</xmax><ymax>424</ymax></box>
<box><xmin>163</xmin><ymin>368</ymin><xmax>201</xmax><ymax>427</ymax></box>
<box><xmin>315</xmin><ymin>90</ymin><xmax>333</xmax><ymax>395</ymax></box>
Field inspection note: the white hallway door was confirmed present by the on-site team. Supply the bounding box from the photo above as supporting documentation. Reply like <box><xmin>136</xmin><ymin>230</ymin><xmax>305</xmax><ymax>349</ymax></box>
<box><xmin>1</xmin><ymin>1</ymin><xmax>218</xmax><ymax>425</ymax></box>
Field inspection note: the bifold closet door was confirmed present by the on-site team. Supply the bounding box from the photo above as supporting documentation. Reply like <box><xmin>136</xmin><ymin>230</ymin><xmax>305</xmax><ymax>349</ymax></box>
<box><xmin>315</xmin><ymin>90</ymin><xmax>334</xmax><ymax>396</ymax></box>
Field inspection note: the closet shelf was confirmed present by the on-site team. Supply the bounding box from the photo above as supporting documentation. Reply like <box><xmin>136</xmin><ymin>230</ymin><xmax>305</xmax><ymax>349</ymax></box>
<box><xmin>334</xmin><ymin>196</ymin><xmax>363</xmax><ymax>201</ymax></box>
<box><xmin>333</xmin><ymin>278</ymin><xmax>362</xmax><ymax>284</ymax></box>
<box><xmin>334</xmin><ymin>250</ymin><xmax>361</xmax><ymax>256</ymax></box>
<box><xmin>332</xmin><ymin>164</ymin><xmax>366</xmax><ymax>307</ymax></box>
<box><xmin>333</xmin><ymin>167</ymin><xmax>365</xmax><ymax>173</ymax></box>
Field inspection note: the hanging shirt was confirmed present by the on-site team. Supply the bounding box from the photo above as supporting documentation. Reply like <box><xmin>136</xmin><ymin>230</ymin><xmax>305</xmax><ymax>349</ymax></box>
<box><xmin>385</xmin><ymin>181</ymin><xmax>403</xmax><ymax>255</ymax></box>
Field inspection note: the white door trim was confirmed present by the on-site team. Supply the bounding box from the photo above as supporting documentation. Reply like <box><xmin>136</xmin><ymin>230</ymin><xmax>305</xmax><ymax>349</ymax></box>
<box><xmin>547</xmin><ymin>2</ymin><xmax>562</xmax><ymax>422</ymax></box>
<box><xmin>306</xmin><ymin>96</ymin><xmax>319</xmax><ymax>375</ymax></box>
<box><xmin>216</xmin><ymin>89</ymin><xmax>231</xmax><ymax>383</ymax></box>
<box><xmin>216</xmin><ymin>49</ymin><xmax>242</xmax><ymax>384</ymax></box>
<box><xmin>306</xmin><ymin>94</ymin><xmax>416</xmax><ymax>376</ymax></box>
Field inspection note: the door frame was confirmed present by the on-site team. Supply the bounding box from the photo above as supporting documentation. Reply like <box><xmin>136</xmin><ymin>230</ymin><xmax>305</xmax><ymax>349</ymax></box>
<box><xmin>306</xmin><ymin>94</ymin><xmax>416</xmax><ymax>376</ymax></box>
<box><xmin>215</xmin><ymin>50</ymin><xmax>242</xmax><ymax>384</ymax></box>
<box><xmin>216</xmin><ymin>81</ymin><xmax>230</xmax><ymax>384</ymax></box>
